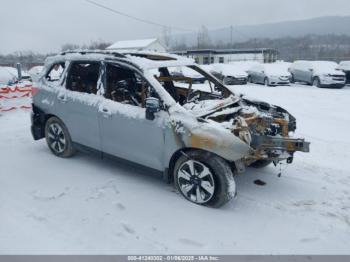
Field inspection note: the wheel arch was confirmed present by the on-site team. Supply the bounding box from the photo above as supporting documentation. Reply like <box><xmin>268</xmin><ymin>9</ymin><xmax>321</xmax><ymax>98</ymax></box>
<box><xmin>166</xmin><ymin>147</ymin><xmax>234</xmax><ymax>183</ymax></box>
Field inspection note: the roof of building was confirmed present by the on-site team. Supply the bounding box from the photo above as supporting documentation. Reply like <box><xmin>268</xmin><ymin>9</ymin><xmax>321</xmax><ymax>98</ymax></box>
<box><xmin>45</xmin><ymin>50</ymin><xmax>195</xmax><ymax>71</ymax></box>
<box><xmin>106</xmin><ymin>38</ymin><xmax>160</xmax><ymax>50</ymax></box>
<box><xmin>173</xmin><ymin>48</ymin><xmax>278</xmax><ymax>55</ymax></box>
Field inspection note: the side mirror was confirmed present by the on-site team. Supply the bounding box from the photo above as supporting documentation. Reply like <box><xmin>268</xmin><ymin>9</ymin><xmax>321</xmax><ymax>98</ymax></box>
<box><xmin>308</xmin><ymin>68</ymin><xmax>314</xmax><ymax>72</ymax></box>
<box><xmin>145</xmin><ymin>97</ymin><xmax>160</xmax><ymax>120</ymax></box>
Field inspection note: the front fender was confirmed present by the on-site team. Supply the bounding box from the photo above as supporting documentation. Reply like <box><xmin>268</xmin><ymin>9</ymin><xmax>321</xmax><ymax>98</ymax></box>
<box><xmin>172</xmin><ymin>118</ymin><xmax>251</xmax><ymax>162</ymax></box>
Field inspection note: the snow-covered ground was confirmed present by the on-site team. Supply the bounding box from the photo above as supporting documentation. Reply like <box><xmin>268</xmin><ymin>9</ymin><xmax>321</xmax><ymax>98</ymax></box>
<box><xmin>1</xmin><ymin>83</ymin><xmax>350</xmax><ymax>255</ymax></box>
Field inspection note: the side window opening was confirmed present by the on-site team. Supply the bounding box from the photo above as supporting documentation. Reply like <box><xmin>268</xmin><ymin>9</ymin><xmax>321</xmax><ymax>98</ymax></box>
<box><xmin>105</xmin><ymin>63</ymin><xmax>157</xmax><ymax>108</ymax></box>
<box><xmin>46</xmin><ymin>62</ymin><xmax>65</xmax><ymax>82</ymax></box>
<box><xmin>66</xmin><ymin>62</ymin><xmax>100</xmax><ymax>94</ymax></box>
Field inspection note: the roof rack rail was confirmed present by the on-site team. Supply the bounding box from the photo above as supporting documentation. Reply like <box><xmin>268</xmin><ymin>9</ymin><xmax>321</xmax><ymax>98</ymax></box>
<box><xmin>60</xmin><ymin>50</ymin><xmax>126</xmax><ymax>58</ymax></box>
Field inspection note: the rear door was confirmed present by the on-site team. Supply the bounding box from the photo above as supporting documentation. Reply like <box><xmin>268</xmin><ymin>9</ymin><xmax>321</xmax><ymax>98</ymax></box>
<box><xmin>98</xmin><ymin>63</ymin><xmax>167</xmax><ymax>170</ymax></box>
<box><xmin>54</xmin><ymin>61</ymin><xmax>102</xmax><ymax>150</ymax></box>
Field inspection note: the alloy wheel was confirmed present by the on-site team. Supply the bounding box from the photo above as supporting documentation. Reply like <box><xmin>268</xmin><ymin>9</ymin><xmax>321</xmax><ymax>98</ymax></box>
<box><xmin>177</xmin><ymin>160</ymin><xmax>215</xmax><ymax>204</ymax></box>
<box><xmin>47</xmin><ymin>123</ymin><xmax>66</xmax><ymax>154</ymax></box>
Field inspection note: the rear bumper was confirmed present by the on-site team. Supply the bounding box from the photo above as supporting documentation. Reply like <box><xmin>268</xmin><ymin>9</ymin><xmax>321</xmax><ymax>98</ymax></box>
<box><xmin>30</xmin><ymin>104</ymin><xmax>45</xmax><ymax>140</ymax></box>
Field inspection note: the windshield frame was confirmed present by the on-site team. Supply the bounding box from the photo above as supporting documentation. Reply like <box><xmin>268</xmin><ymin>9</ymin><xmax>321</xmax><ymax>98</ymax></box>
<box><xmin>148</xmin><ymin>64</ymin><xmax>236</xmax><ymax>106</ymax></box>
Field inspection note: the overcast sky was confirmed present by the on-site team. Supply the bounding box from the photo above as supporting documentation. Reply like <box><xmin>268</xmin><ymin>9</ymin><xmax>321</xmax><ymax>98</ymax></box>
<box><xmin>1</xmin><ymin>0</ymin><xmax>350</xmax><ymax>54</ymax></box>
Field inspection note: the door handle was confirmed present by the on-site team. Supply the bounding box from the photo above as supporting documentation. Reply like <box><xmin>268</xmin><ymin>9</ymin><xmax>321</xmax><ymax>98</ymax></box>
<box><xmin>57</xmin><ymin>94</ymin><xmax>67</xmax><ymax>103</ymax></box>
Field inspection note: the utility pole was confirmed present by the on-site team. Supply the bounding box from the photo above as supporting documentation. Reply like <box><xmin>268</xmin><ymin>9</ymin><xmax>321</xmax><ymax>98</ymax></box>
<box><xmin>230</xmin><ymin>26</ymin><xmax>233</xmax><ymax>48</ymax></box>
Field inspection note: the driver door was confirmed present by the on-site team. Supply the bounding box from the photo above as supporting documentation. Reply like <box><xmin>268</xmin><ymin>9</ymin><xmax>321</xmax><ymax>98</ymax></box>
<box><xmin>98</xmin><ymin>63</ymin><xmax>167</xmax><ymax>171</ymax></box>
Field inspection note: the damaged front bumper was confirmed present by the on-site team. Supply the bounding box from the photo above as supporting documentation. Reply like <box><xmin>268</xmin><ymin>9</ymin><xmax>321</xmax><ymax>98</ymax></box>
<box><xmin>248</xmin><ymin>135</ymin><xmax>310</xmax><ymax>162</ymax></box>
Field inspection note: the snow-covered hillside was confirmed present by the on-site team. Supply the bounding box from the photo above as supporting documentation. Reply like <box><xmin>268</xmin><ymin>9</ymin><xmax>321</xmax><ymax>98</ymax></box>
<box><xmin>0</xmin><ymin>83</ymin><xmax>350</xmax><ymax>254</ymax></box>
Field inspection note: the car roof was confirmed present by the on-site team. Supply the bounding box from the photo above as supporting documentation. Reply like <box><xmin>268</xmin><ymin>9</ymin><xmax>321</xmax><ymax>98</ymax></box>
<box><xmin>45</xmin><ymin>50</ymin><xmax>195</xmax><ymax>71</ymax></box>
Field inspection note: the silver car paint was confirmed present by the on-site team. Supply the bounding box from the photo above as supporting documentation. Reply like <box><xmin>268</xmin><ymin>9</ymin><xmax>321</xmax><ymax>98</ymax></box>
<box><xmin>34</xmin><ymin>56</ymin><xmax>251</xmax><ymax>172</ymax></box>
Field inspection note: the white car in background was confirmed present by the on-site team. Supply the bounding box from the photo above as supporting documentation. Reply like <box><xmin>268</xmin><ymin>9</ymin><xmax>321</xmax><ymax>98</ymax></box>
<box><xmin>289</xmin><ymin>60</ymin><xmax>346</xmax><ymax>88</ymax></box>
<box><xmin>28</xmin><ymin>65</ymin><xmax>44</xmax><ymax>82</ymax></box>
<box><xmin>0</xmin><ymin>66</ymin><xmax>31</xmax><ymax>85</ymax></box>
<box><xmin>0</xmin><ymin>67</ymin><xmax>18</xmax><ymax>85</ymax></box>
<box><xmin>169</xmin><ymin>66</ymin><xmax>206</xmax><ymax>84</ymax></box>
<box><xmin>247</xmin><ymin>63</ymin><xmax>291</xmax><ymax>86</ymax></box>
<box><xmin>208</xmin><ymin>63</ymin><xmax>248</xmax><ymax>85</ymax></box>
<box><xmin>338</xmin><ymin>61</ymin><xmax>350</xmax><ymax>84</ymax></box>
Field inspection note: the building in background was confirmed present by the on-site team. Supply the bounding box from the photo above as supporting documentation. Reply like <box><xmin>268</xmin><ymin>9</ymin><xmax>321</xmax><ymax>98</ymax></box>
<box><xmin>174</xmin><ymin>48</ymin><xmax>279</xmax><ymax>64</ymax></box>
<box><xmin>106</xmin><ymin>38</ymin><xmax>167</xmax><ymax>53</ymax></box>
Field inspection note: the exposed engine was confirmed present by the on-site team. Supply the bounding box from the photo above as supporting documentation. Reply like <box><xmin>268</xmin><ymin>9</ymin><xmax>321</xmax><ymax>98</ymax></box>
<box><xmin>202</xmin><ymin>97</ymin><xmax>309</xmax><ymax>165</ymax></box>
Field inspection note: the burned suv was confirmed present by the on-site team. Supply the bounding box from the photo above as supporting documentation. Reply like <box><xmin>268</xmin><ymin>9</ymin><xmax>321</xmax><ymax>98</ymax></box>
<box><xmin>31</xmin><ymin>51</ymin><xmax>310</xmax><ymax>207</ymax></box>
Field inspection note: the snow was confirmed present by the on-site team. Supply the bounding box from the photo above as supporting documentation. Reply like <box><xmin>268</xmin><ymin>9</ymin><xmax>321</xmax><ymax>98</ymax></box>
<box><xmin>207</xmin><ymin>63</ymin><xmax>248</xmax><ymax>78</ymax></box>
<box><xmin>310</xmin><ymin>61</ymin><xmax>344</xmax><ymax>75</ymax></box>
<box><xmin>28</xmin><ymin>66</ymin><xmax>44</xmax><ymax>80</ymax></box>
<box><xmin>229</xmin><ymin>61</ymin><xmax>261</xmax><ymax>73</ymax></box>
<box><xmin>0</xmin><ymin>67</ymin><xmax>18</xmax><ymax>84</ymax></box>
<box><xmin>291</xmin><ymin>61</ymin><xmax>345</xmax><ymax>75</ymax></box>
<box><xmin>1</xmin><ymin>82</ymin><xmax>350</xmax><ymax>254</ymax></box>
<box><xmin>338</xmin><ymin>61</ymin><xmax>350</xmax><ymax>71</ymax></box>
<box><xmin>107</xmin><ymin>38</ymin><xmax>158</xmax><ymax>50</ymax></box>
<box><xmin>261</xmin><ymin>63</ymin><xmax>291</xmax><ymax>76</ymax></box>
<box><xmin>168</xmin><ymin>66</ymin><xmax>203</xmax><ymax>78</ymax></box>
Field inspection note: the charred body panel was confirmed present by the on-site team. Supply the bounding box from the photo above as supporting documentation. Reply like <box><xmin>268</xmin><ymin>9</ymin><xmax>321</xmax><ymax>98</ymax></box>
<box><xmin>32</xmin><ymin>50</ymin><xmax>310</xmax><ymax>180</ymax></box>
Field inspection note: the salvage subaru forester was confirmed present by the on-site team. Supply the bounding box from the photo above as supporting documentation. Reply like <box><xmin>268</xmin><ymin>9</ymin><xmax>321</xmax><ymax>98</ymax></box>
<box><xmin>31</xmin><ymin>51</ymin><xmax>310</xmax><ymax>207</ymax></box>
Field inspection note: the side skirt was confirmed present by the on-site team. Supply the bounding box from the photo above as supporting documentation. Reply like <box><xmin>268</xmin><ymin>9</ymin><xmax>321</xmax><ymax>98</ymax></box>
<box><xmin>72</xmin><ymin>142</ymin><xmax>166</xmax><ymax>182</ymax></box>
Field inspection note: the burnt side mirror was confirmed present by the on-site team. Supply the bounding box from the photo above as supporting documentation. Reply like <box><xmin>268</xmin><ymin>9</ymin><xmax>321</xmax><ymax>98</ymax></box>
<box><xmin>145</xmin><ymin>97</ymin><xmax>160</xmax><ymax>120</ymax></box>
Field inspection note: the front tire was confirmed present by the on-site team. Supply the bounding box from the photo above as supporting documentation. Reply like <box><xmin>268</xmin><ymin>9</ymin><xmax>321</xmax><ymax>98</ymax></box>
<box><xmin>264</xmin><ymin>77</ymin><xmax>270</xmax><ymax>86</ymax></box>
<box><xmin>174</xmin><ymin>150</ymin><xmax>236</xmax><ymax>208</ymax></box>
<box><xmin>45</xmin><ymin>117</ymin><xmax>75</xmax><ymax>158</ymax></box>
<box><xmin>290</xmin><ymin>74</ymin><xmax>295</xmax><ymax>83</ymax></box>
<box><xmin>312</xmin><ymin>77</ymin><xmax>321</xmax><ymax>88</ymax></box>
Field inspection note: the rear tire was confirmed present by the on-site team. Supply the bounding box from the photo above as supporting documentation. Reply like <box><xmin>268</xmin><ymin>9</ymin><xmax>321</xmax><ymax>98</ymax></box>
<box><xmin>174</xmin><ymin>150</ymin><xmax>236</xmax><ymax>208</ymax></box>
<box><xmin>45</xmin><ymin>117</ymin><xmax>75</xmax><ymax>158</ymax></box>
<box><xmin>250</xmin><ymin>160</ymin><xmax>273</xmax><ymax>168</ymax></box>
<box><xmin>290</xmin><ymin>74</ymin><xmax>295</xmax><ymax>83</ymax></box>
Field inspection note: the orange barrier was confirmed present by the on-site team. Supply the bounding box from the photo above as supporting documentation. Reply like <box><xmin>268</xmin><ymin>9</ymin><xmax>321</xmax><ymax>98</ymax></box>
<box><xmin>0</xmin><ymin>84</ymin><xmax>33</xmax><ymax>112</ymax></box>
<box><xmin>0</xmin><ymin>92</ymin><xmax>31</xmax><ymax>99</ymax></box>
<box><xmin>0</xmin><ymin>105</ymin><xmax>32</xmax><ymax>112</ymax></box>
<box><xmin>0</xmin><ymin>86</ymin><xmax>32</xmax><ymax>94</ymax></box>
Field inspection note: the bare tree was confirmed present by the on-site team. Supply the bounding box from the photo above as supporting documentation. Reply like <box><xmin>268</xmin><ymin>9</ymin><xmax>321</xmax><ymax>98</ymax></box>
<box><xmin>161</xmin><ymin>26</ymin><xmax>172</xmax><ymax>50</ymax></box>
<box><xmin>197</xmin><ymin>25</ymin><xmax>211</xmax><ymax>49</ymax></box>
<box><xmin>61</xmin><ymin>43</ymin><xmax>80</xmax><ymax>52</ymax></box>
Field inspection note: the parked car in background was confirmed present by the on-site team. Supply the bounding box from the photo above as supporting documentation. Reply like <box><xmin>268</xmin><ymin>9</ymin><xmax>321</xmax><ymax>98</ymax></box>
<box><xmin>28</xmin><ymin>66</ymin><xmax>44</xmax><ymax>82</ymax></box>
<box><xmin>209</xmin><ymin>63</ymin><xmax>248</xmax><ymax>85</ymax></box>
<box><xmin>30</xmin><ymin>51</ymin><xmax>309</xmax><ymax>207</ymax></box>
<box><xmin>289</xmin><ymin>61</ymin><xmax>346</xmax><ymax>88</ymax></box>
<box><xmin>247</xmin><ymin>63</ymin><xmax>291</xmax><ymax>86</ymax></box>
<box><xmin>169</xmin><ymin>66</ymin><xmax>206</xmax><ymax>84</ymax></box>
<box><xmin>0</xmin><ymin>67</ymin><xmax>17</xmax><ymax>85</ymax></box>
<box><xmin>229</xmin><ymin>61</ymin><xmax>260</xmax><ymax>74</ymax></box>
<box><xmin>0</xmin><ymin>66</ymin><xmax>31</xmax><ymax>85</ymax></box>
<box><xmin>338</xmin><ymin>61</ymin><xmax>350</xmax><ymax>84</ymax></box>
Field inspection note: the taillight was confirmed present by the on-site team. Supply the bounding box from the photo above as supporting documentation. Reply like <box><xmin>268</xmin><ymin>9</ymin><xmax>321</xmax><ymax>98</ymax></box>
<box><xmin>31</xmin><ymin>87</ymin><xmax>39</xmax><ymax>96</ymax></box>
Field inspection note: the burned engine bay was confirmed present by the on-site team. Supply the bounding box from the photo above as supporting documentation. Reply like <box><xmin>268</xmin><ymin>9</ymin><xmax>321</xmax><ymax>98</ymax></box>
<box><xmin>183</xmin><ymin>95</ymin><xmax>310</xmax><ymax>166</ymax></box>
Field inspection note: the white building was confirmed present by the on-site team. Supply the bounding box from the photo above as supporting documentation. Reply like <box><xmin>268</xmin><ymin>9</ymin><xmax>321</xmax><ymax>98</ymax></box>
<box><xmin>174</xmin><ymin>48</ymin><xmax>279</xmax><ymax>64</ymax></box>
<box><xmin>106</xmin><ymin>38</ymin><xmax>167</xmax><ymax>53</ymax></box>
